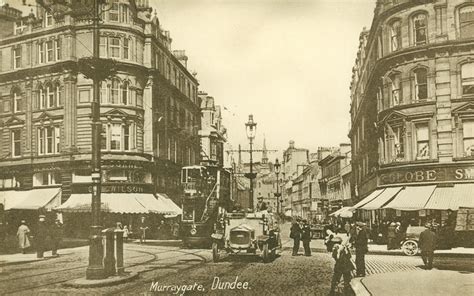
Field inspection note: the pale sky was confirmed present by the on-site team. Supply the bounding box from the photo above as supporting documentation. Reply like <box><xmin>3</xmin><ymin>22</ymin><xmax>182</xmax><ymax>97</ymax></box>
<box><xmin>151</xmin><ymin>0</ymin><xmax>375</xmax><ymax>162</ymax></box>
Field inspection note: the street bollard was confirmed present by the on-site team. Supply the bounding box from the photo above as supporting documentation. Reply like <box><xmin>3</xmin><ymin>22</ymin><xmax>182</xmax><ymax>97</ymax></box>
<box><xmin>102</xmin><ymin>228</ymin><xmax>116</xmax><ymax>277</ymax></box>
<box><xmin>115</xmin><ymin>229</ymin><xmax>124</xmax><ymax>275</ymax></box>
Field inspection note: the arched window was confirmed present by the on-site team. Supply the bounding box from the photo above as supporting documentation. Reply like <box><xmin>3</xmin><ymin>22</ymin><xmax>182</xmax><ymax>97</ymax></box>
<box><xmin>55</xmin><ymin>84</ymin><xmax>62</xmax><ymax>106</ymax></box>
<box><xmin>390</xmin><ymin>20</ymin><xmax>401</xmax><ymax>51</ymax></box>
<box><xmin>121</xmin><ymin>81</ymin><xmax>129</xmax><ymax>105</ymax></box>
<box><xmin>413</xmin><ymin>13</ymin><xmax>427</xmax><ymax>45</ymax></box>
<box><xmin>461</xmin><ymin>63</ymin><xmax>474</xmax><ymax>95</ymax></box>
<box><xmin>38</xmin><ymin>85</ymin><xmax>46</xmax><ymax>109</ymax></box>
<box><xmin>46</xmin><ymin>84</ymin><xmax>55</xmax><ymax>108</ymax></box>
<box><xmin>414</xmin><ymin>68</ymin><xmax>428</xmax><ymax>101</ymax></box>
<box><xmin>459</xmin><ymin>6</ymin><xmax>474</xmax><ymax>39</ymax></box>
<box><xmin>389</xmin><ymin>73</ymin><xmax>401</xmax><ymax>106</ymax></box>
<box><xmin>111</xmin><ymin>79</ymin><xmax>119</xmax><ymax>104</ymax></box>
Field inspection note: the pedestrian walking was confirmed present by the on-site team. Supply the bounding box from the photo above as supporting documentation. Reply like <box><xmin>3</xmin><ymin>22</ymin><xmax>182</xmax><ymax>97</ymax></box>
<box><xmin>290</xmin><ymin>218</ymin><xmax>302</xmax><ymax>256</ymax></box>
<box><xmin>344</xmin><ymin>221</ymin><xmax>350</xmax><ymax>235</ymax></box>
<box><xmin>329</xmin><ymin>237</ymin><xmax>354</xmax><ymax>296</ymax></box>
<box><xmin>419</xmin><ymin>223</ymin><xmax>436</xmax><ymax>269</ymax></box>
<box><xmin>35</xmin><ymin>215</ymin><xmax>48</xmax><ymax>258</ymax></box>
<box><xmin>50</xmin><ymin>219</ymin><xmax>63</xmax><ymax>257</ymax></box>
<box><xmin>354</xmin><ymin>222</ymin><xmax>368</xmax><ymax>277</ymax></box>
<box><xmin>139</xmin><ymin>216</ymin><xmax>148</xmax><ymax>244</ymax></box>
<box><xmin>301</xmin><ymin>219</ymin><xmax>312</xmax><ymax>256</ymax></box>
<box><xmin>16</xmin><ymin>220</ymin><xmax>31</xmax><ymax>254</ymax></box>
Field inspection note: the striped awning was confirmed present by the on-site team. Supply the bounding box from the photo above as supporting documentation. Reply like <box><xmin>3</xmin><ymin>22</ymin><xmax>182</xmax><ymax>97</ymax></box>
<box><xmin>383</xmin><ymin>185</ymin><xmax>436</xmax><ymax>211</ymax></box>
<box><xmin>352</xmin><ymin>189</ymin><xmax>385</xmax><ymax>209</ymax></box>
<box><xmin>56</xmin><ymin>193</ymin><xmax>177</xmax><ymax>214</ymax></box>
<box><xmin>424</xmin><ymin>184</ymin><xmax>474</xmax><ymax>210</ymax></box>
<box><xmin>360</xmin><ymin>187</ymin><xmax>403</xmax><ymax>210</ymax></box>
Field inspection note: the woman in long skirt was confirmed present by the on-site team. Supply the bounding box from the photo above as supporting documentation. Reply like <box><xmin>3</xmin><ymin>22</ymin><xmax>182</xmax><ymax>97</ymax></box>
<box><xmin>17</xmin><ymin>220</ymin><xmax>31</xmax><ymax>254</ymax></box>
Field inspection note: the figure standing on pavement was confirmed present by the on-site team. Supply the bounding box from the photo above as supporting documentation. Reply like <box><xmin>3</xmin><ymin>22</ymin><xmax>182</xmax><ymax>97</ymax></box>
<box><xmin>329</xmin><ymin>237</ymin><xmax>354</xmax><ymax>296</ymax></box>
<box><xmin>290</xmin><ymin>218</ymin><xmax>302</xmax><ymax>256</ymax></box>
<box><xmin>301</xmin><ymin>219</ymin><xmax>312</xmax><ymax>256</ymax></box>
<box><xmin>35</xmin><ymin>215</ymin><xmax>48</xmax><ymax>258</ymax></box>
<box><xmin>354</xmin><ymin>221</ymin><xmax>368</xmax><ymax>277</ymax></box>
<box><xmin>16</xmin><ymin>220</ymin><xmax>31</xmax><ymax>254</ymax></box>
<box><xmin>139</xmin><ymin>216</ymin><xmax>148</xmax><ymax>244</ymax></box>
<box><xmin>387</xmin><ymin>222</ymin><xmax>397</xmax><ymax>250</ymax></box>
<box><xmin>419</xmin><ymin>223</ymin><xmax>436</xmax><ymax>269</ymax></box>
<box><xmin>50</xmin><ymin>219</ymin><xmax>63</xmax><ymax>257</ymax></box>
<box><xmin>123</xmin><ymin>225</ymin><xmax>130</xmax><ymax>242</ymax></box>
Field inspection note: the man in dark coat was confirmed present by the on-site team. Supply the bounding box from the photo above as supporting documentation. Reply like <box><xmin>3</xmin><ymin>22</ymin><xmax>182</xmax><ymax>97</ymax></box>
<box><xmin>329</xmin><ymin>237</ymin><xmax>354</xmax><ymax>296</ymax></box>
<box><xmin>301</xmin><ymin>220</ymin><xmax>312</xmax><ymax>256</ymax></box>
<box><xmin>290</xmin><ymin>218</ymin><xmax>302</xmax><ymax>256</ymax></box>
<box><xmin>387</xmin><ymin>222</ymin><xmax>397</xmax><ymax>250</ymax></box>
<box><xmin>36</xmin><ymin>215</ymin><xmax>49</xmax><ymax>259</ymax></box>
<box><xmin>354</xmin><ymin>222</ymin><xmax>368</xmax><ymax>277</ymax></box>
<box><xmin>50</xmin><ymin>219</ymin><xmax>64</xmax><ymax>257</ymax></box>
<box><xmin>419</xmin><ymin>223</ymin><xmax>436</xmax><ymax>269</ymax></box>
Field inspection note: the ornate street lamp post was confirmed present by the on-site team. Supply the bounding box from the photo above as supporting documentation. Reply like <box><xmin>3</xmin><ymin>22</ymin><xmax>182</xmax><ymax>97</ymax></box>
<box><xmin>274</xmin><ymin>158</ymin><xmax>281</xmax><ymax>215</ymax></box>
<box><xmin>39</xmin><ymin>0</ymin><xmax>116</xmax><ymax>280</ymax></box>
<box><xmin>244</xmin><ymin>115</ymin><xmax>257</xmax><ymax>210</ymax></box>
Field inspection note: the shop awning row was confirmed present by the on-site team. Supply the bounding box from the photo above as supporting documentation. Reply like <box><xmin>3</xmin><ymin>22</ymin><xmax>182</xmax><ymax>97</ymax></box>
<box><xmin>56</xmin><ymin>193</ymin><xmax>181</xmax><ymax>215</ymax></box>
<box><xmin>353</xmin><ymin>184</ymin><xmax>474</xmax><ymax>211</ymax></box>
<box><xmin>329</xmin><ymin>206</ymin><xmax>353</xmax><ymax>218</ymax></box>
<box><xmin>0</xmin><ymin>188</ymin><xmax>62</xmax><ymax>211</ymax></box>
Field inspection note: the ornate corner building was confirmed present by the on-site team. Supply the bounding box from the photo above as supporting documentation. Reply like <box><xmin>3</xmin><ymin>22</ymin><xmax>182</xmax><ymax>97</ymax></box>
<box><xmin>350</xmin><ymin>0</ymin><xmax>474</xmax><ymax>222</ymax></box>
<box><xmin>0</xmin><ymin>1</ymin><xmax>201</xmax><ymax>226</ymax></box>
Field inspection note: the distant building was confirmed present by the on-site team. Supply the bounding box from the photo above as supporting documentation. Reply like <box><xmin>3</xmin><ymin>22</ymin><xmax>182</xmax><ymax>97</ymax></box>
<box><xmin>198</xmin><ymin>92</ymin><xmax>227</xmax><ymax>167</ymax></box>
<box><xmin>318</xmin><ymin>144</ymin><xmax>352</xmax><ymax>215</ymax></box>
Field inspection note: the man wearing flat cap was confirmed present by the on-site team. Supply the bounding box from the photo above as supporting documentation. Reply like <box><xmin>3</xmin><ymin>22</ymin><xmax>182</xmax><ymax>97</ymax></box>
<box><xmin>419</xmin><ymin>223</ymin><xmax>436</xmax><ymax>269</ymax></box>
<box><xmin>255</xmin><ymin>195</ymin><xmax>267</xmax><ymax>212</ymax></box>
<box><xmin>354</xmin><ymin>221</ymin><xmax>368</xmax><ymax>277</ymax></box>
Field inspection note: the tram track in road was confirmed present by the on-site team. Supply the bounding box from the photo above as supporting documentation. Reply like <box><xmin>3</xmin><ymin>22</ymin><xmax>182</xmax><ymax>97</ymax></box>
<box><xmin>1</xmin><ymin>245</ymin><xmax>204</xmax><ymax>295</ymax></box>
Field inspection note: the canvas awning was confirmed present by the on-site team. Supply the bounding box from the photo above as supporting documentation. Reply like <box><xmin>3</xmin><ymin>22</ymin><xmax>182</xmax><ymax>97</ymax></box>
<box><xmin>156</xmin><ymin>193</ymin><xmax>182</xmax><ymax>217</ymax></box>
<box><xmin>56</xmin><ymin>193</ymin><xmax>177</xmax><ymax>214</ymax></box>
<box><xmin>360</xmin><ymin>187</ymin><xmax>403</xmax><ymax>210</ymax></box>
<box><xmin>352</xmin><ymin>189</ymin><xmax>385</xmax><ymax>209</ymax></box>
<box><xmin>0</xmin><ymin>188</ymin><xmax>62</xmax><ymax>211</ymax></box>
<box><xmin>329</xmin><ymin>206</ymin><xmax>354</xmax><ymax>218</ymax></box>
<box><xmin>383</xmin><ymin>185</ymin><xmax>436</xmax><ymax>211</ymax></box>
<box><xmin>424</xmin><ymin>184</ymin><xmax>474</xmax><ymax>210</ymax></box>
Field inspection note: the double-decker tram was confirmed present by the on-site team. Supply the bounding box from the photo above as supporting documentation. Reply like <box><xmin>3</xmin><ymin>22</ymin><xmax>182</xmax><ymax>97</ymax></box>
<box><xmin>180</xmin><ymin>165</ymin><xmax>232</xmax><ymax>248</ymax></box>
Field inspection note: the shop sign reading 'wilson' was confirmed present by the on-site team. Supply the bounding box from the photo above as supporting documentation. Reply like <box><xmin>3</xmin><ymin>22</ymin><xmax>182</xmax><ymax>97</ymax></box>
<box><xmin>379</xmin><ymin>165</ymin><xmax>474</xmax><ymax>185</ymax></box>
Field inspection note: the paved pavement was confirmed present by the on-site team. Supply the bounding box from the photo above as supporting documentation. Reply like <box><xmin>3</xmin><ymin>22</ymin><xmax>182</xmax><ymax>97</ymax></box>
<box><xmin>352</xmin><ymin>269</ymin><xmax>474</xmax><ymax>296</ymax></box>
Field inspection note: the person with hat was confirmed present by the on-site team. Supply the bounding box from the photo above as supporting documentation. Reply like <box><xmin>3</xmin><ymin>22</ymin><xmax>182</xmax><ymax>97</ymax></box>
<box><xmin>35</xmin><ymin>215</ymin><xmax>49</xmax><ymax>258</ymax></box>
<box><xmin>419</xmin><ymin>223</ymin><xmax>436</xmax><ymax>269</ymax></box>
<box><xmin>50</xmin><ymin>218</ymin><xmax>64</xmax><ymax>257</ymax></box>
<box><xmin>255</xmin><ymin>195</ymin><xmax>268</xmax><ymax>212</ymax></box>
<box><xmin>16</xmin><ymin>220</ymin><xmax>31</xmax><ymax>254</ymax></box>
<box><xmin>354</xmin><ymin>221</ymin><xmax>368</xmax><ymax>277</ymax></box>
<box><xmin>301</xmin><ymin>219</ymin><xmax>312</xmax><ymax>256</ymax></box>
<box><xmin>387</xmin><ymin>221</ymin><xmax>397</xmax><ymax>250</ymax></box>
<box><xmin>290</xmin><ymin>217</ymin><xmax>302</xmax><ymax>256</ymax></box>
<box><xmin>139</xmin><ymin>216</ymin><xmax>148</xmax><ymax>244</ymax></box>
<box><xmin>329</xmin><ymin>236</ymin><xmax>354</xmax><ymax>296</ymax></box>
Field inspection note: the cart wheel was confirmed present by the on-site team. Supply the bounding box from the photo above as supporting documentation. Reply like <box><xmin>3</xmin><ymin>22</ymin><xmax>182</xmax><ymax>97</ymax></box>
<box><xmin>402</xmin><ymin>240</ymin><xmax>418</xmax><ymax>256</ymax></box>
<box><xmin>212</xmin><ymin>242</ymin><xmax>220</xmax><ymax>263</ymax></box>
<box><xmin>262</xmin><ymin>243</ymin><xmax>270</xmax><ymax>263</ymax></box>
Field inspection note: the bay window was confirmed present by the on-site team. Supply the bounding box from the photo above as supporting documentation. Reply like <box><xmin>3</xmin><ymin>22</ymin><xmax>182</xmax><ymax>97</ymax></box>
<box><xmin>110</xmin><ymin>37</ymin><xmax>120</xmax><ymax>58</ymax></box>
<box><xmin>102</xmin><ymin>123</ymin><xmax>134</xmax><ymax>152</ymax></box>
<box><xmin>416</xmin><ymin>123</ymin><xmax>430</xmax><ymax>159</ymax></box>
<box><xmin>109</xmin><ymin>0</ymin><xmax>119</xmax><ymax>22</ymax></box>
<box><xmin>123</xmin><ymin>38</ymin><xmax>129</xmax><ymax>59</ymax></box>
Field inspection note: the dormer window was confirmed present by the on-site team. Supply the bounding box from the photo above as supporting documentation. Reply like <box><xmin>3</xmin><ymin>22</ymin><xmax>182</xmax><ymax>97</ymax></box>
<box><xmin>45</xmin><ymin>12</ymin><xmax>53</xmax><ymax>27</ymax></box>
<box><xmin>15</xmin><ymin>20</ymin><xmax>26</xmax><ymax>35</ymax></box>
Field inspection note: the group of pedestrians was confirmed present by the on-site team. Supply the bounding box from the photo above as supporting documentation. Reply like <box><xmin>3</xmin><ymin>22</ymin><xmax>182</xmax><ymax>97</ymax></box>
<box><xmin>16</xmin><ymin>215</ymin><xmax>63</xmax><ymax>258</ymax></box>
<box><xmin>289</xmin><ymin>218</ymin><xmax>312</xmax><ymax>256</ymax></box>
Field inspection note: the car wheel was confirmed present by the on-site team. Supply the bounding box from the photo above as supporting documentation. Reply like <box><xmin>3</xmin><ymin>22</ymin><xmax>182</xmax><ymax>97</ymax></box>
<box><xmin>212</xmin><ymin>242</ymin><xmax>220</xmax><ymax>263</ymax></box>
<box><xmin>402</xmin><ymin>240</ymin><xmax>418</xmax><ymax>256</ymax></box>
<box><xmin>262</xmin><ymin>243</ymin><xmax>270</xmax><ymax>263</ymax></box>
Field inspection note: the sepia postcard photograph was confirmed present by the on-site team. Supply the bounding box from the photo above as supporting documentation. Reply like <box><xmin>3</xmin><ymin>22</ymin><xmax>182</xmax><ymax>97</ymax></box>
<box><xmin>0</xmin><ymin>0</ymin><xmax>473</xmax><ymax>295</ymax></box>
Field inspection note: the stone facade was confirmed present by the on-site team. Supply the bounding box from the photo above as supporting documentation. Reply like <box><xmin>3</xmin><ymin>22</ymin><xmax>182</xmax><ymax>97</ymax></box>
<box><xmin>350</xmin><ymin>0</ymin><xmax>474</xmax><ymax>207</ymax></box>
<box><xmin>0</xmin><ymin>1</ymin><xmax>201</xmax><ymax>209</ymax></box>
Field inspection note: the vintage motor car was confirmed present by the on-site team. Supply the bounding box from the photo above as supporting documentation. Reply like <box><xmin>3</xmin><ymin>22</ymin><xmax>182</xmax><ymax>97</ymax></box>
<box><xmin>211</xmin><ymin>211</ymin><xmax>281</xmax><ymax>263</ymax></box>
<box><xmin>400</xmin><ymin>226</ymin><xmax>425</xmax><ymax>256</ymax></box>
